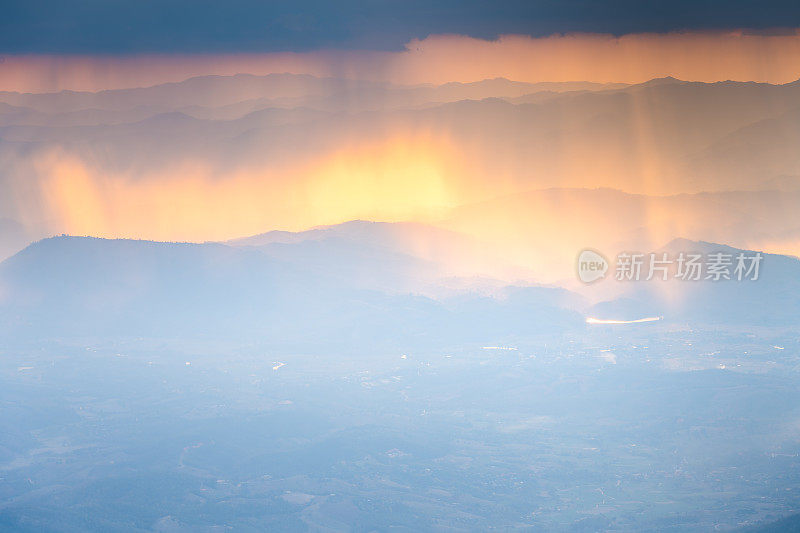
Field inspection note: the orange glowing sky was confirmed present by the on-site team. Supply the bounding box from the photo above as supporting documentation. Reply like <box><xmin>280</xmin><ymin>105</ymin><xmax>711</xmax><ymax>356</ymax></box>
<box><xmin>3</xmin><ymin>30</ymin><xmax>800</xmax><ymax>93</ymax></box>
<box><xmin>32</xmin><ymin>134</ymin><xmax>475</xmax><ymax>242</ymax></box>
<box><xmin>3</xmin><ymin>30</ymin><xmax>800</xmax><ymax>279</ymax></box>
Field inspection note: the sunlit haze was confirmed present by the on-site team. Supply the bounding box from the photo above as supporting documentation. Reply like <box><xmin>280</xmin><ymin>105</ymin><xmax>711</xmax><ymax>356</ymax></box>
<box><xmin>3</xmin><ymin>5</ymin><xmax>800</xmax><ymax>529</ymax></box>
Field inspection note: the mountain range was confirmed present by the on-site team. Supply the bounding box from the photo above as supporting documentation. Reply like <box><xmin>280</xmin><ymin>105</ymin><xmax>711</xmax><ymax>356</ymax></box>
<box><xmin>1</xmin><ymin>222</ymin><xmax>797</xmax><ymax>351</ymax></box>
<box><xmin>0</xmin><ymin>229</ymin><xmax>584</xmax><ymax>349</ymax></box>
<box><xmin>3</xmin><ymin>73</ymin><xmax>800</xmax><ymax>261</ymax></box>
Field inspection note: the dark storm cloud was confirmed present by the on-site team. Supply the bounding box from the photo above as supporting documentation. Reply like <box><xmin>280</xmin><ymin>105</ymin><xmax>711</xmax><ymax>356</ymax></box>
<box><xmin>2</xmin><ymin>0</ymin><xmax>800</xmax><ymax>54</ymax></box>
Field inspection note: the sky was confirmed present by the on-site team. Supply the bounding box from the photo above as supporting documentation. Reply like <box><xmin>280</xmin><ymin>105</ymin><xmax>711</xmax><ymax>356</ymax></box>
<box><xmin>5</xmin><ymin>2</ymin><xmax>800</xmax><ymax>92</ymax></box>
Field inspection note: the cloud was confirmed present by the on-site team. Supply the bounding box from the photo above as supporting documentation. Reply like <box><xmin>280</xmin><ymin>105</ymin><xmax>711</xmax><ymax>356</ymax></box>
<box><xmin>5</xmin><ymin>0</ymin><xmax>800</xmax><ymax>54</ymax></box>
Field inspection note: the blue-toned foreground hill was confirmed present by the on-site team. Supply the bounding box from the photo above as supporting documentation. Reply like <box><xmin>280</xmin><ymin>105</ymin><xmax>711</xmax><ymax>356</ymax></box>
<box><xmin>2</xmin><ymin>225</ymin><xmax>799</xmax><ymax>350</ymax></box>
<box><xmin>0</xmin><ymin>232</ymin><xmax>582</xmax><ymax>349</ymax></box>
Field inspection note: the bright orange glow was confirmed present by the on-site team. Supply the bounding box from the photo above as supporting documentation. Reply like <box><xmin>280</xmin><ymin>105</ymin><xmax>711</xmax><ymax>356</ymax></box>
<box><xmin>34</xmin><ymin>133</ymin><xmax>475</xmax><ymax>243</ymax></box>
<box><xmin>394</xmin><ymin>31</ymin><xmax>800</xmax><ymax>85</ymax></box>
<box><xmin>303</xmin><ymin>134</ymin><xmax>462</xmax><ymax>223</ymax></box>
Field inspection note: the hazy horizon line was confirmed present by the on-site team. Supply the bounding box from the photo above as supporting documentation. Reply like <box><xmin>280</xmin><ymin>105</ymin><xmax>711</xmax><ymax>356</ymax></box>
<box><xmin>4</xmin><ymin>30</ymin><xmax>800</xmax><ymax>92</ymax></box>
